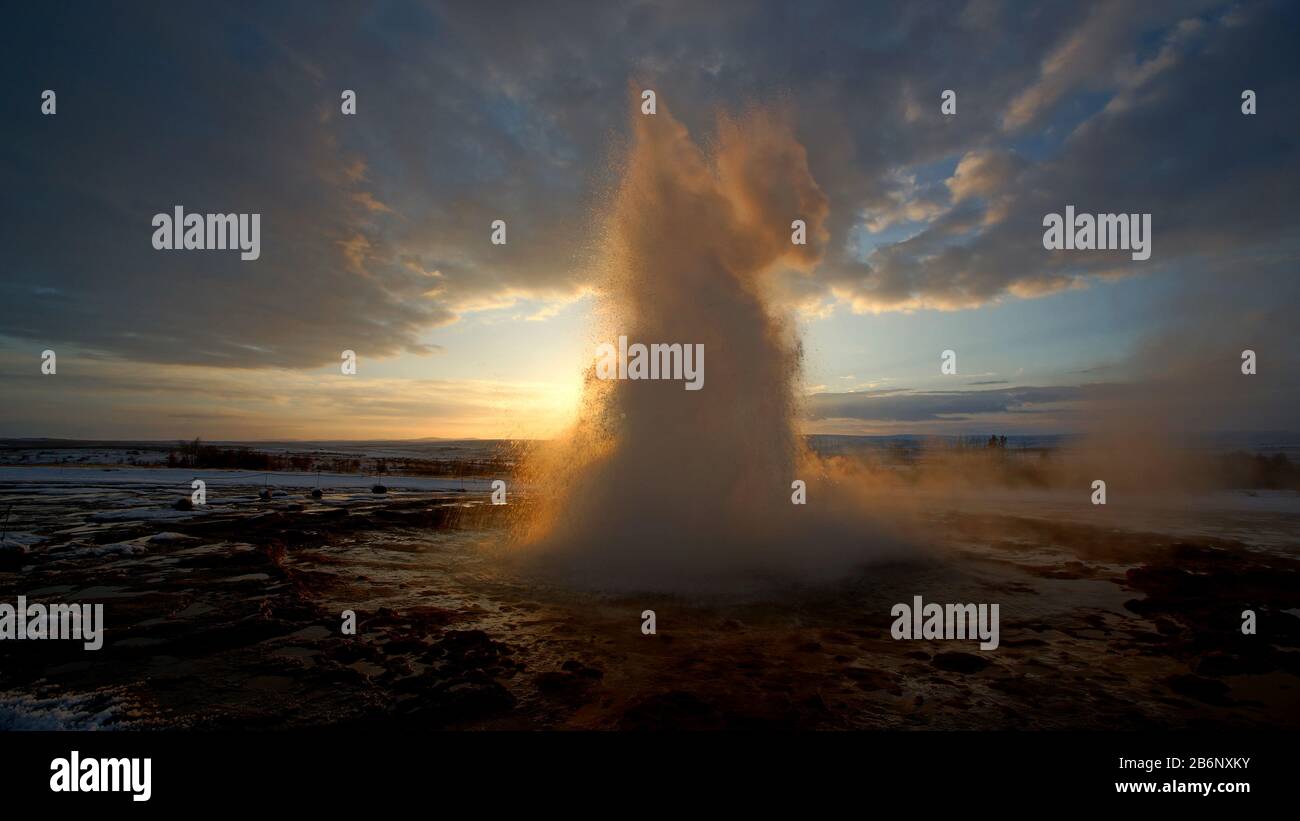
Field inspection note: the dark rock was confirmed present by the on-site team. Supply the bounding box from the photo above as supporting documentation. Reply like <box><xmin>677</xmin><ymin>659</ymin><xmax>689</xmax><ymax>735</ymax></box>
<box><xmin>399</xmin><ymin>672</ymin><xmax>516</xmax><ymax>725</ymax></box>
<box><xmin>323</xmin><ymin>639</ymin><xmax>375</xmax><ymax>664</ymax></box>
<box><xmin>426</xmin><ymin>630</ymin><xmax>515</xmax><ymax>672</ymax></box>
<box><xmin>560</xmin><ymin>659</ymin><xmax>603</xmax><ymax>679</ymax></box>
<box><xmin>535</xmin><ymin>670</ymin><xmax>594</xmax><ymax>699</ymax></box>
<box><xmin>383</xmin><ymin>637</ymin><xmax>429</xmax><ymax>655</ymax></box>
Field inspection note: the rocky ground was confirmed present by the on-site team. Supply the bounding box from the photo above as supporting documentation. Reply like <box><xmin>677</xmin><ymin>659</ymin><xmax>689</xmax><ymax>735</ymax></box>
<box><xmin>1</xmin><ymin>471</ymin><xmax>1298</xmax><ymax>730</ymax></box>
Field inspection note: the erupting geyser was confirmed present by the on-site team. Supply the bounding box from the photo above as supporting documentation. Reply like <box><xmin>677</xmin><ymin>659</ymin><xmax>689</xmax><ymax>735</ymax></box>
<box><xmin>516</xmin><ymin>97</ymin><xmax>907</xmax><ymax>592</ymax></box>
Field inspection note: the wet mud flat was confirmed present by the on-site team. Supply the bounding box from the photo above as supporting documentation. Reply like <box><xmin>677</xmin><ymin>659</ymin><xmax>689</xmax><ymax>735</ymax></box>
<box><xmin>1</xmin><ymin>475</ymin><xmax>1298</xmax><ymax>730</ymax></box>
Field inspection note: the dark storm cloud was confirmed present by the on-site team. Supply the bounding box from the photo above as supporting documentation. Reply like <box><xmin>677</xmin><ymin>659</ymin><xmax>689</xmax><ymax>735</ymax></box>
<box><xmin>1</xmin><ymin>0</ymin><xmax>1296</xmax><ymax>368</ymax></box>
<box><xmin>821</xmin><ymin>0</ymin><xmax>1300</xmax><ymax>310</ymax></box>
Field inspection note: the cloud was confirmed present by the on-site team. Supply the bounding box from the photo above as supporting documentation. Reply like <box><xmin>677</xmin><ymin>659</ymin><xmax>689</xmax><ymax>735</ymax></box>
<box><xmin>812</xmin><ymin>0</ymin><xmax>1300</xmax><ymax>313</ymax></box>
<box><xmin>946</xmin><ymin>150</ymin><xmax>1022</xmax><ymax>204</ymax></box>
<box><xmin>1000</xmin><ymin>0</ymin><xmax>1218</xmax><ymax>131</ymax></box>
<box><xmin>1</xmin><ymin>0</ymin><xmax>1296</xmax><ymax>377</ymax></box>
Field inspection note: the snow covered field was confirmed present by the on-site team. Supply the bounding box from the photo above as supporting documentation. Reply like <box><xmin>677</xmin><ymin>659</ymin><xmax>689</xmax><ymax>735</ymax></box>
<box><xmin>0</xmin><ymin>466</ymin><xmax>493</xmax><ymax>492</ymax></box>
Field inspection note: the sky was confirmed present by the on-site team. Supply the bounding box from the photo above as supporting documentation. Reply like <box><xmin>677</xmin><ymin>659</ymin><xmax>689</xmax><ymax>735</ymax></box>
<box><xmin>1</xmin><ymin>0</ymin><xmax>1297</xmax><ymax>440</ymax></box>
